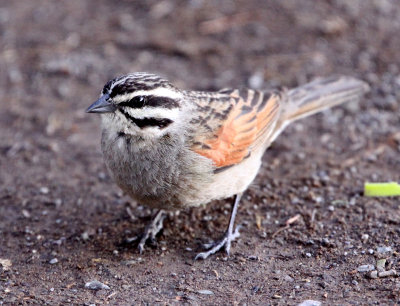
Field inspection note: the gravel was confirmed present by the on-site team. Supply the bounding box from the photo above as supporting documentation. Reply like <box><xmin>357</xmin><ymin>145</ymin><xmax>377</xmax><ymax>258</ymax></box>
<box><xmin>84</xmin><ymin>280</ymin><xmax>111</xmax><ymax>291</ymax></box>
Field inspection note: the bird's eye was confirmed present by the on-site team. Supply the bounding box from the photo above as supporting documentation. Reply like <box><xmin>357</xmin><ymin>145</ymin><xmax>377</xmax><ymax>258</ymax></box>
<box><xmin>119</xmin><ymin>96</ymin><xmax>147</xmax><ymax>108</ymax></box>
<box><xmin>138</xmin><ymin>96</ymin><xmax>146</xmax><ymax>107</ymax></box>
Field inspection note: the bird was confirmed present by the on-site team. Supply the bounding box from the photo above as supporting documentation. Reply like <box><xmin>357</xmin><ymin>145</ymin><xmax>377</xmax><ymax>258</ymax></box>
<box><xmin>86</xmin><ymin>72</ymin><xmax>368</xmax><ymax>259</ymax></box>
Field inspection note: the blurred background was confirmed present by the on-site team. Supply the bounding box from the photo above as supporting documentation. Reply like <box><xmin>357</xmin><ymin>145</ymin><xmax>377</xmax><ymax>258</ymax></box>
<box><xmin>0</xmin><ymin>0</ymin><xmax>399</xmax><ymax>304</ymax></box>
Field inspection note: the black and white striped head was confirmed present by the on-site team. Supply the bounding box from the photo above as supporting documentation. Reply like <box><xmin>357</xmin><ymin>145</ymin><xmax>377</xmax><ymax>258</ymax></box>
<box><xmin>87</xmin><ymin>73</ymin><xmax>185</xmax><ymax>138</ymax></box>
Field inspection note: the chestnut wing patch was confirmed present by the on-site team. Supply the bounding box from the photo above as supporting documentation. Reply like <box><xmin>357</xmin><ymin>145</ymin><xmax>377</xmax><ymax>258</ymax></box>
<box><xmin>192</xmin><ymin>89</ymin><xmax>281</xmax><ymax>168</ymax></box>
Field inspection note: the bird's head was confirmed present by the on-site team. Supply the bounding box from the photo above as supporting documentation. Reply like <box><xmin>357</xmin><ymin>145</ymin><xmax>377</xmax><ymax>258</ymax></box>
<box><xmin>87</xmin><ymin>72</ymin><xmax>188</xmax><ymax>139</ymax></box>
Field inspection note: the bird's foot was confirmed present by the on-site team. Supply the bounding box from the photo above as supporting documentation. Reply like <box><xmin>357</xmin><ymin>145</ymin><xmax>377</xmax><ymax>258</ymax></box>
<box><xmin>138</xmin><ymin>210</ymin><xmax>166</xmax><ymax>254</ymax></box>
<box><xmin>195</xmin><ymin>225</ymin><xmax>241</xmax><ymax>260</ymax></box>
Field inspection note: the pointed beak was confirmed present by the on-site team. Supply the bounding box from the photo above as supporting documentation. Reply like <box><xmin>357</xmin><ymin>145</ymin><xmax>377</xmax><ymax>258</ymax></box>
<box><xmin>86</xmin><ymin>94</ymin><xmax>116</xmax><ymax>113</ymax></box>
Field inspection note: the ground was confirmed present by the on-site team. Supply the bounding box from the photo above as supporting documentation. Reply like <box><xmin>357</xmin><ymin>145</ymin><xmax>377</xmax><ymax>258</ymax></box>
<box><xmin>0</xmin><ymin>0</ymin><xmax>400</xmax><ymax>305</ymax></box>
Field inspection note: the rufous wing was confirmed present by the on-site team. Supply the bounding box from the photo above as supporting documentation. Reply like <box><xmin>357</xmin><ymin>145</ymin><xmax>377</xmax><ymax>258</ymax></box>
<box><xmin>191</xmin><ymin>89</ymin><xmax>282</xmax><ymax>169</ymax></box>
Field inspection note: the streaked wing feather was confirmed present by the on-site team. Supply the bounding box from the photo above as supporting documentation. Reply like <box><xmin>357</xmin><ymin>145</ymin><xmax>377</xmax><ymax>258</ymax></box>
<box><xmin>191</xmin><ymin>89</ymin><xmax>282</xmax><ymax>168</ymax></box>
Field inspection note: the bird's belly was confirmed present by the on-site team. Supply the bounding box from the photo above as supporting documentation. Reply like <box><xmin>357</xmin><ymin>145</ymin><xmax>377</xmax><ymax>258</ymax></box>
<box><xmin>201</xmin><ymin>150</ymin><xmax>263</xmax><ymax>203</ymax></box>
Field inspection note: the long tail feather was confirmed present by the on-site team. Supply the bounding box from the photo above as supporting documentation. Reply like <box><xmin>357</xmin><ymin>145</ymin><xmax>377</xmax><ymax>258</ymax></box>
<box><xmin>282</xmin><ymin>75</ymin><xmax>369</xmax><ymax>124</ymax></box>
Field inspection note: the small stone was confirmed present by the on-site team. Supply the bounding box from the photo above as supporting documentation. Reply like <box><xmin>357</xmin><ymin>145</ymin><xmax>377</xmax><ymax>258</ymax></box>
<box><xmin>368</xmin><ymin>249</ymin><xmax>374</xmax><ymax>255</ymax></box>
<box><xmin>123</xmin><ymin>260</ymin><xmax>138</xmax><ymax>266</ymax></box>
<box><xmin>376</xmin><ymin>259</ymin><xmax>386</xmax><ymax>272</ymax></box>
<box><xmin>298</xmin><ymin>300</ymin><xmax>322</xmax><ymax>306</ymax></box>
<box><xmin>0</xmin><ymin>259</ymin><xmax>12</xmax><ymax>271</ymax></box>
<box><xmin>378</xmin><ymin>270</ymin><xmax>397</xmax><ymax>278</ymax></box>
<box><xmin>54</xmin><ymin>199</ymin><xmax>63</xmax><ymax>207</ymax></box>
<box><xmin>357</xmin><ymin>264</ymin><xmax>374</xmax><ymax>273</ymax></box>
<box><xmin>305</xmin><ymin>252</ymin><xmax>312</xmax><ymax>258</ymax></box>
<box><xmin>85</xmin><ymin>280</ymin><xmax>110</xmax><ymax>290</ymax></box>
<box><xmin>369</xmin><ymin>271</ymin><xmax>378</xmax><ymax>279</ymax></box>
<box><xmin>284</xmin><ymin>275</ymin><xmax>294</xmax><ymax>282</ymax></box>
<box><xmin>49</xmin><ymin>258</ymin><xmax>58</xmax><ymax>265</ymax></box>
<box><xmin>377</xmin><ymin>246</ymin><xmax>392</xmax><ymax>254</ymax></box>
<box><xmin>197</xmin><ymin>289</ymin><xmax>214</xmax><ymax>295</ymax></box>
<box><xmin>22</xmin><ymin>209</ymin><xmax>31</xmax><ymax>218</ymax></box>
<box><xmin>81</xmin><ymin>232</ymin><xmax>89</xmax><ymax>241</ymax></box>
<box><xmin>40</xmin><ymin>187</ymin><xmax>49</xmax><ymax>194</ymax></box>
<box><xmin>98</xmin><ymin>172</ymin><xmax>107</xmax><ymax>180</ymax></box>
<box><xmin>361</xmin><ymin>234</ymin><xmax>369</xmax><ymax>243</ymax></box>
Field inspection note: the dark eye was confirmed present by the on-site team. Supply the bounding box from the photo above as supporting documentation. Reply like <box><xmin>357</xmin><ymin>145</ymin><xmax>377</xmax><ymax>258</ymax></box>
<box><xmin>137</xmin><ymin>96</ymin><xmax>146</xmax><ymax>107</ymax></box>
<box><xmin>119</xmin><ymin>96</ymin><xmax>147</xmax><ymax>108</ymax></box>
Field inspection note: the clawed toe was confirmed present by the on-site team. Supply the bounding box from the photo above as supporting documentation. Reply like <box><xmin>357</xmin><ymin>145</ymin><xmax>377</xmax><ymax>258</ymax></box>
<box><xmin>137</xmin><ymin>210</ymin><xmax>166</xmax><ymax>254</ymax></box>
<box><xmin>195</xmin><ymin>225</ymin><xmax>241</xmax><ymax>260</ymax></box>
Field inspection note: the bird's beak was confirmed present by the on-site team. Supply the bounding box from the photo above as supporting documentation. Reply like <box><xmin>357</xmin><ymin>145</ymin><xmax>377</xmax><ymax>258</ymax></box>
<box><xmin>86</xmin><ymin>94</ymin><xmax>116</xmax><ymax>113</ymax></box>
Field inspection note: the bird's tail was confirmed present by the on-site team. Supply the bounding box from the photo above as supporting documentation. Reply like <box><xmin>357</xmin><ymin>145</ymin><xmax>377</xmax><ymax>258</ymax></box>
<box><xmin>276</xmin><ymin>76</ymin><xmax>369</xmax><ymax>132</ymax></box>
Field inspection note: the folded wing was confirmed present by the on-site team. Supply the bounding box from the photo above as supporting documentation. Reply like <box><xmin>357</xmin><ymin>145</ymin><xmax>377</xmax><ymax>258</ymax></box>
<box><xmin>190</xmin><ymin>88</ymin><xmax>282</xmax><ymax>169</ymax></box>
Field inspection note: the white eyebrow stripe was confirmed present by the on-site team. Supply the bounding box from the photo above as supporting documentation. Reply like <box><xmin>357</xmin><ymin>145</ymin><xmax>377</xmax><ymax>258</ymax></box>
<box><xmin>124</xmin><ymin>107</ymin><xmax>180</xmax><ymax>120</ymax></box>
<box><xmin>110</xmin><ymin>76</ymin><xmax>129</xmax><ymax>91</ymax></box>
<box><xmin>113</xmin><ymin>87</ymin><xmax>183</xmax><ymax>102</ymax></box>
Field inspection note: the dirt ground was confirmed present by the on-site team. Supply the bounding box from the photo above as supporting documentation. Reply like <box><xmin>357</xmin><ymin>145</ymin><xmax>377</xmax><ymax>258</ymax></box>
<box><xmin>0</xmin><ymin>0</ymin><xmax>400</xmax><ymax>305</ymax></box>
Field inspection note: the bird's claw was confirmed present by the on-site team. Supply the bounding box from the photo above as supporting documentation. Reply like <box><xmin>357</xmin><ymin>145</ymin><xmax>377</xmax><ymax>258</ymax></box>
<box><xmin>137</xmin><ymin>210</ymin><xmax>166</xmax><ymax>254</ymax></box>
<box><xmin>195</xmin><ymin>225</ymin><xmax>241</xmax><ymax>260</ymax></box>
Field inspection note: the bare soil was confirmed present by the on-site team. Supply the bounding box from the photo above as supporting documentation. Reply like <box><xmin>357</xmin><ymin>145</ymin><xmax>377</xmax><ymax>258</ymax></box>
<box><xmin>1</xmin><ymin>0</ymin><xmax>400</xmax><ymax>305</ymax></box>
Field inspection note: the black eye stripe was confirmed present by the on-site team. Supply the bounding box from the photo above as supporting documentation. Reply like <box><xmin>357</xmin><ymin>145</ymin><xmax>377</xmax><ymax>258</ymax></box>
<box><xmin>119</xmin><ymin>96</ymin><xmax>146</xmax><ymax>108</ymax></box>
<box><xmin>118</xmin><ymin>95</ymin><xmax>180</xmax><ymax>109</ymax></box>
<box><xmin>119</xmin><ymin>108</ymin><xmax>173</xmax><ymax>129</ymax></box>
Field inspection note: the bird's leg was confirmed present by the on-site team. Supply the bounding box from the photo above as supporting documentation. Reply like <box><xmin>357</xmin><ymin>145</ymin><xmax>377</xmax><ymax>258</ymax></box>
<box><xmin>195</xmin><ymin>193</ymin><xmax>242</xmax><ymax>260</ymax></box>
<box><xmin>138</xmin><ymin>209</ymin><xmax>166</xmax><ymax>254</ymax></box>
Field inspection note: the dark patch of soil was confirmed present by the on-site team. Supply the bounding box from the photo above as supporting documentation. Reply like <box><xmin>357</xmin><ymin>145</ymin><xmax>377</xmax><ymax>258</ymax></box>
<box><xmin>1</xmin><ymin>0</ymin><xmax>400</xmax><ymax>304</ymax></box>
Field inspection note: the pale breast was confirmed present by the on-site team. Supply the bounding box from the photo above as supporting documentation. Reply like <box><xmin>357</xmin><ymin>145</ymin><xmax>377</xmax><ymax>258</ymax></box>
<box><xmin>100</xmin><ymin>127</ymin><xmax>214</xmax><ymax>209</ymax></box>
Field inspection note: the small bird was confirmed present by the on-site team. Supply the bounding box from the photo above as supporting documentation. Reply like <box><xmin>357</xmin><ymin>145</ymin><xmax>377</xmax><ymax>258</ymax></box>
<box><xmin>87</xmin><ymin>72</ymin><xmax>368</xmax><ymax>259</ymax></box>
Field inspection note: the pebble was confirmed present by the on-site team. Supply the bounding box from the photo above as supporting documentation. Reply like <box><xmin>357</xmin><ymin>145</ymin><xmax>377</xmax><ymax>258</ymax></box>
<box><xmin>197</xmin><ymin>289</ymin><xmax>214</xmax><ymax>295</ymax></box>
<box><xmin>49</xmin><ymin>258</ymin><xmax>58</xmax><ymax>265</ymax></box>
<box><xmin>54</xmin><ymin>198</ymin><xmax>63</xmax><ymax>207</ymax></box>
<box><xmin>376</xmin><ymin>259</ymin><xmax>386</xmax><ymax>272</ymax></box>
<box><xmin>123</xmin><ymin>260</ymin><xmax>139</xmax><ymax>266</ymax></box>
<box><xmin>85</xmin><ymin>280</ymin><xmax>110</xmax><ymax>290</ymax></box>
<box><xmin>40</xmin><ymin>187</ymin><xmax>49</xmax><ymax>194</ymax></box>
<box><xmin>22</xmin><ymin>209</ymin><xmax>31</xmax><ymax>218</ymax></box>
<box><xmin>357</xmin><ymin>264</ymin><xmax>374</xmax><ymax>272</ymax></box>
<box><xmin>284</xmin><ymin>275</ymin><xmax>294</xmax><ymax>282</ymax></box>
<box><xmin>377</xmin><ymin>246</ymin><xmax>392</xmax><ymax>254</ymax></box>
<box><xmin>0</xmin><ymin>259</ymin><xmax>12</xmax><ymax>271</ymax></box>
<box><xmin>376</xmin><ymin>270</ymin><xmax>397</xmax><ymax>278</ymax></box>
<box><xmin>361</xmin><ymin>234</ymin><xmax>369</xmax><ymax>243</ymax></box>
<box><xmin>368</xmin><ymin>249</ymin><xmax>374</xmax><ymax>255</ymax></box>
<box><xmin>319</xmin><ymin>16</ymin><xmax>348</xmax><ymax>35</ymax></box>
<box><xmin>81</xmin><ymin>232</ymin><xmax>89</xmax><ymax>241</ymax></box>
<box><xmin>369</xmin><ymin>268</ymin><xmax>397</xmax><ymax>279</ymax></box>
<box><xmin>298</xmin><ymin>300</ymin><xmax>322</xmax><ymax>306</ymax></box>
